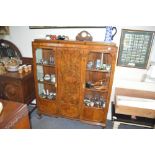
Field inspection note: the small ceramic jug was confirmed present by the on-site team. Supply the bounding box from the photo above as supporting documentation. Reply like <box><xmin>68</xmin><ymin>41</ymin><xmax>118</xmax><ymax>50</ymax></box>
<box><xmin>104</xmin><ymin>26</ymin><xmax>117</xmax><ymax>42</ymax></box>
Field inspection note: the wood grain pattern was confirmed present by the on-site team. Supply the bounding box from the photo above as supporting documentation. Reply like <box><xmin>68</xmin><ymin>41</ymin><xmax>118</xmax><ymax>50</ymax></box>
<box><xmin>58</xmin><ymin>48</ymin><xmax>82</xmax><ymax>105</ymax></box>
<box><xmin>3</xmin><ymin>83</ymin><xmax>21</xmax><ymax>101</ymax></box>
<box><xmin>0</xmin><ymin>99</ymin><xmax>30</xmax><ymax>129</ymax></box>
<box><xmin>32</xmin><ymin>40</ymin><xmax>117</xmax><ymax>126</ymax></box>
<box><xmin>115</xmin><ymin>87</ymin><xmax>155</xmax><ymax>119</ymax></box>
<box><xmin>115</xmin><ymin>88</ymin><xmax>155</xmax><ymax>100</ymax></box>
<box><xmin>38</xmin><ymin>98</ymin><xmax>57</xmax><ymax>115</ymax></box>
<box><xmin>57</xmin><ymin>48</ymin><xmax>83</xmax><ymax>118</ymax></box>
<box><xmin>0</xmin><ymin>71</ymin><xmax>35</xmax><ymax>104</ymax></box>
<box><xmin>115</xmin><ymin>104</ymin><xmax>155</xmax><ymax>119</ymax></box>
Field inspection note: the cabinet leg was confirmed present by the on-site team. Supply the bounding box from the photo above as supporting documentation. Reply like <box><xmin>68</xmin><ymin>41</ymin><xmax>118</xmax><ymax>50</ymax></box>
<box><xmin>113</xmin><ymin>121</ymin><xmax>120</xmax><ymax>129</ymax></box>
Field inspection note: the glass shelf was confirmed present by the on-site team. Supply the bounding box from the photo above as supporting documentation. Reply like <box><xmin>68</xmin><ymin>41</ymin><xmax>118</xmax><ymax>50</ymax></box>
<box><xmin>39</xmin><ymin>94</ymin><xmax>56</xmax><ymax>101</ymax></box>
<box><xmin>36</xmin><ymin>63</ymin><xmax>55</xmax><ymax>67</ymax></box>
<box><xmin>83</xmin><ymin>104</ymin><xmax>106</xmax><ymax>110</ymax></box>
<box><xmin>83</xmin><ymin>100</ymin><xmax>106</xmax><ymax>109</ymax></box>
<box><xmin>86</xmin><ymin>69</ymin><xmax>110</xmax><ymax>73</ymax></box>
<box><xmin>36</xmin><ymin>48</ymin><xmax>57</xmax><ymax>101</ymax></box>
<box><xmin>85</xmin><ymin>88</ymin><xmax>108</xmax><ymax>93</ymax></box>
<box><xmin>38</xmin><ymin>80</ymin><xmax>56</xmax><ymax>86</ymax></box>
<box><xmin>83</xmin><ymin>51</ymin><xmax>111</xmax><ymax>110</ymax></box>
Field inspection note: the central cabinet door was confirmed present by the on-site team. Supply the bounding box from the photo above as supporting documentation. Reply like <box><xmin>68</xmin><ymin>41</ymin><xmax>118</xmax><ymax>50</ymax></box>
<box><xmin>57</xmin><ymin>47</ymin><xmax>84</xmax><ymax>119</ymax></box>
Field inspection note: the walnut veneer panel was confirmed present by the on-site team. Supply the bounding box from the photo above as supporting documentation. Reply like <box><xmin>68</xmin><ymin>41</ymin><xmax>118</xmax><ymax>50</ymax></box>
<box><xmin>32</xmin><ymin>40</ymin><xmax>117</xmax><ymax>126</ymax></box>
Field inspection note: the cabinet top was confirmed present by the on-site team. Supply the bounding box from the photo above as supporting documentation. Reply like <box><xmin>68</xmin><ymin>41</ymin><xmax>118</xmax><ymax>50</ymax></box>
<box><xmin>33</xmin><ymin>39</ymin><xmax>117</xmax><ymax>47</ymax></box>
<box><xmin>0</xmin><ymin>71</ymin><xmax>33</xmax><ymax>80</ymax></box>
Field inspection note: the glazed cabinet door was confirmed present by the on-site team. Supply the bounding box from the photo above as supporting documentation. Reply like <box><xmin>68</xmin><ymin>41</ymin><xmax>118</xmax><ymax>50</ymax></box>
<box><xmin>80</xmin><ymin>48</ymin><xmax>116</xmax><ymax>126</ymax></box>
<box><xmin>33</xmin><ymin>47</ymin><xmax>58</xmax><ymax>115</ymax></box>
<box><xmin>57</xmin><ymin>47</ymin><xmax>84</xmax><ymax>119</ymax></box>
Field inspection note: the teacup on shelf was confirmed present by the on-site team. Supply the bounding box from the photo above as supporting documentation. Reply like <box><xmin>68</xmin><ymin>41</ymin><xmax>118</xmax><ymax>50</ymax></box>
<box><xmin>23</xmin><ymin>66</ymin><xmax>29</xmax><ymax>72</ymax></box>
<box><xmin>18</xmin><ymin>66</ymin><xmax>23</xmax><ymax>74</ymax></box>
<box><xmin>44</xmin><ymin>74</ymin><xmax>51</xmax><ymax>81</ymax></box>
<box><xmin>27</xmin><ymin>65</ymin><xmax>32</xmax><ymax>71</ymax></box>
<box><xmin>0</xmin><ymin>102</ymin><xmax>3</xmax><ymax>115</ymax></box>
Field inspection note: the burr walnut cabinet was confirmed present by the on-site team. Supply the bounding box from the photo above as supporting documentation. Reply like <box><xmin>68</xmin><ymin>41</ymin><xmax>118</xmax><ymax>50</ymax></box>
<box><xmin>32</xmin><ymin>39</ymin><xmax>117</xmax><ymax>127</ymax></box>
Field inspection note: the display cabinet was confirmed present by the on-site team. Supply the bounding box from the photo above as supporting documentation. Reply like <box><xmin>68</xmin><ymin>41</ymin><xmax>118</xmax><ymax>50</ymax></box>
<box><xmin>32</xmin><ymin>40</ymin><xmax>117</xmax><ymax>127</ymax></box>
<box><xmin>81</xmin><ymin>51</ymin><xmax>114</xmax><ymax>125</ymax></box>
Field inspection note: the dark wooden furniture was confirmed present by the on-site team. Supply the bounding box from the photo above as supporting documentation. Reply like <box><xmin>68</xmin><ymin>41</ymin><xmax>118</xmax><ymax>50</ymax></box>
<box><xmin>0</xmin><ymin>39</ymin><xmax>35</xmax><ymax>104</ymax></box>
<box><xmin>32</xmin><ymin>40</ymin><xmax>117</xmax><ymax>127</ymax></box>
<box><xmin>0</xmin><ymin>99</ymin><xmax>30</xmax><ymax>129</ymax></box>
<box><xmin>0</xmin><ymin>71</ymin><xmax>35</xmax><ymax>104</ymax></box>
<box><xmin>112</xmin><ymin>87</ymin><xmax>155</xmax><ymax>128</ymax></box>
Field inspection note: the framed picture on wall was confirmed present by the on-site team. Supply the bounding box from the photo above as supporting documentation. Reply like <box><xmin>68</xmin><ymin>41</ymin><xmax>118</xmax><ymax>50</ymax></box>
<box><xmin>29</xmin><ymin>26</ymin><xmax>107</xmax><ymax>29</ymax></box>
<box><xmin>117</xmin><ymin>29</ymin><xmax>154</xmax><ymax>69</ymax></box>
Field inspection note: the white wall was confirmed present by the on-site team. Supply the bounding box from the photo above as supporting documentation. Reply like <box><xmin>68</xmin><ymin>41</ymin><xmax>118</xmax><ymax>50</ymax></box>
<box><xmin>2</xmin><ymin>26</ymin><xmax>155</xmax><ymax>60</ymax></box>
<box><xmin>2</xmin><ymin>26</ymin><xmax>109</xmax><ymax>57</ymax></box>
<box><xmin>1</xmin><ymin>26</ymin><xmax>155</xmax><ymax>119</ymax></box>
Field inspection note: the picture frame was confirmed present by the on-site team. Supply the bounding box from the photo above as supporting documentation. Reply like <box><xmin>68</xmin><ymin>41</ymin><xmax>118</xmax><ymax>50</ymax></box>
<box><xmin>29</xmin><ymin>26</ymin><xmax>107</xmax><ymax>29</ymax></box>
<box><xmin>117</xmin><ymin>29</ymin><xmax>154</xmax><ymax>69</ymax></box>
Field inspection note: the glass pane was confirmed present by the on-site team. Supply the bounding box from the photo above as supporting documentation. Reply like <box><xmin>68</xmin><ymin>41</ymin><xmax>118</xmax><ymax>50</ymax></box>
<box><xmin>36</xmin><ymin>48</ymin><xmax>43</xmax><ymax>64</ymax></box>
<box><xmin>84</xmin><ymin>51</ymin><xmax>112</xmax><ymax>109</ymax></box>
<box><xmin>36</xmin><ymin>48</ymin><xmax>57</xmax><ymax>101</ymax></box>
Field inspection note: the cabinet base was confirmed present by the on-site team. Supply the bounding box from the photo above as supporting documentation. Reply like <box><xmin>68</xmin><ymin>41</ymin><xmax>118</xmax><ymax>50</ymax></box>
<box><xmin>36</xmin><ymin>110</ymin><xmax>106</xmax><ymax>127</ymax></box>
<box><xmin>80</xmin><ymin>120</ymin><xmax>106</xmax><ymax>127</ymax></box>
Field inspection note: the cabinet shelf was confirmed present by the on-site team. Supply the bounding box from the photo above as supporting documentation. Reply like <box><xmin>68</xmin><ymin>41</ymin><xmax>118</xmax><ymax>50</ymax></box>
<box><xmin>86</xmin><ymin>69</ymin><xmax>110</xmax><ymax>73</ymax></box>
<box><xmin>36</xmin><ymin>63</ymin><xmax>55</xmax><ymax>67</ymax></box>
<box><xmin>38</xmin><ymin>80</ymin><xmax>56</xmax><ymax>86</ymax></box>
<box><xmin>85</xmin><ymin>88</ymin><xmax>108</xmax><ymax>93</ymax></box>
<box><xmin>83</xmin><ymin>104</ymin><xmax>105</xmax><ymax>110</ymax></box>
<box><xmin>39</xmin><ymin>96</ymin><xmax>56</xmax><ymax>101</ymax></box>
